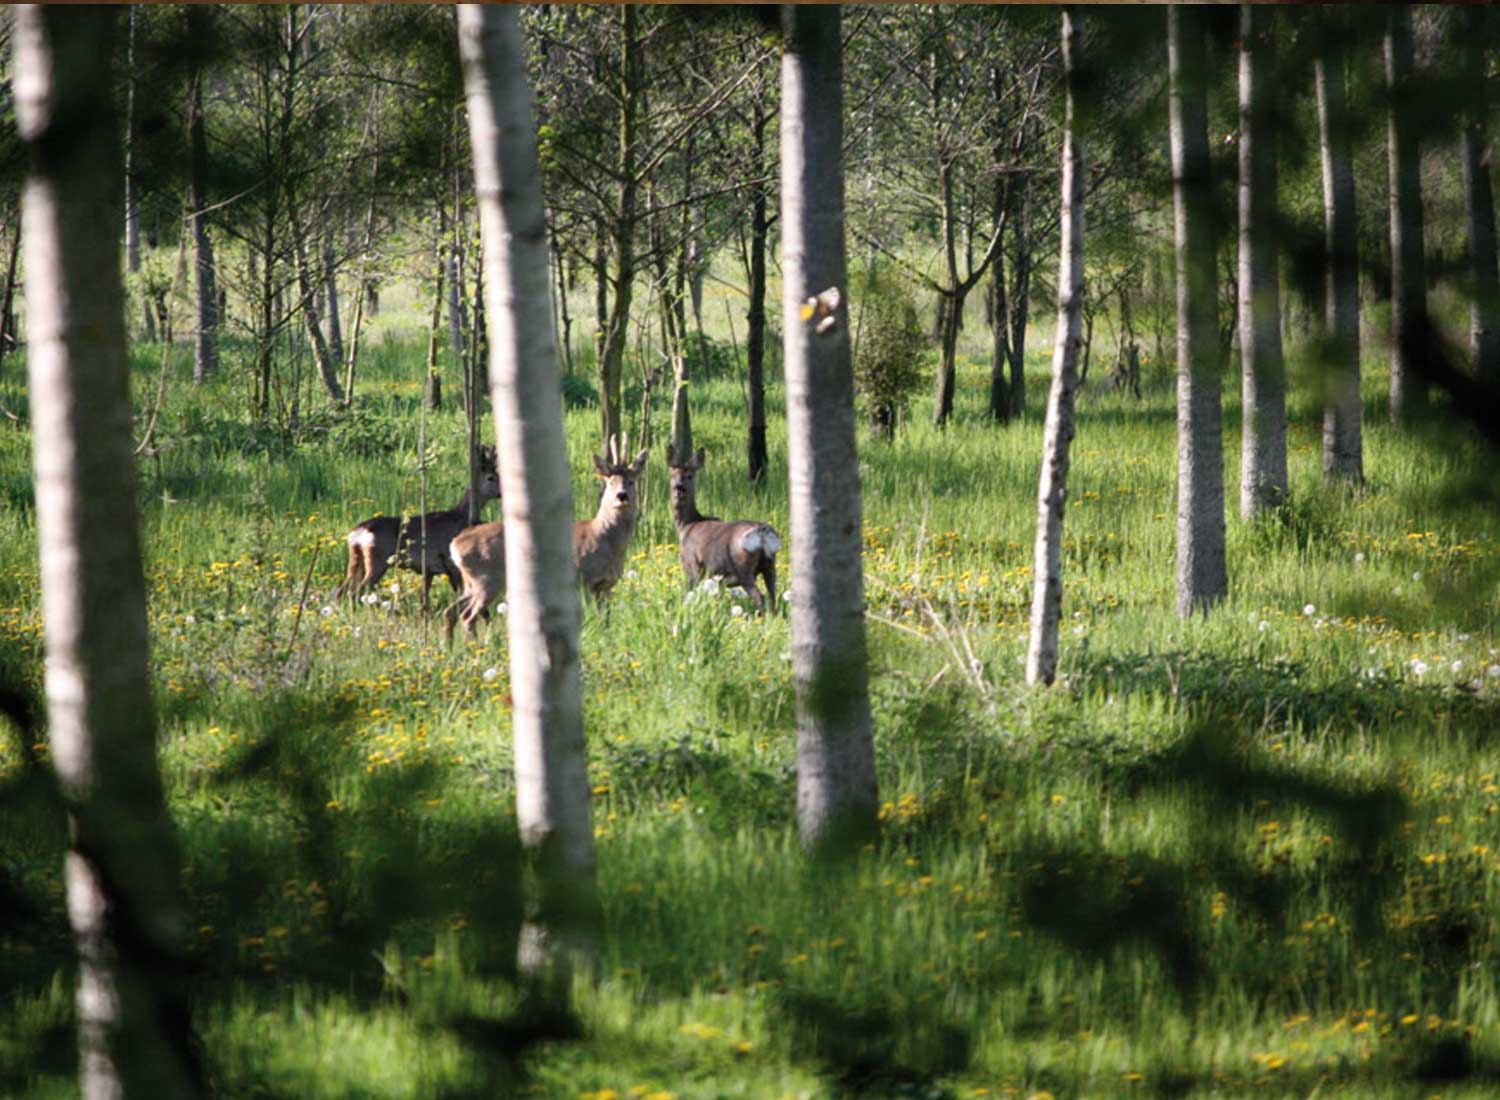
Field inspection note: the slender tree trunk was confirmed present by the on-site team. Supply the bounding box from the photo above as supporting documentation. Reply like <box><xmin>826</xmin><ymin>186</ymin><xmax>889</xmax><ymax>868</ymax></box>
<box><xmin>1385</xmin><ymin>4</ymin><xmax>1428</xmax><ymax>424</ymax></box>
<box><xmin>1315</xmin><ymin>14</ymin><xmax>1363</xmax><ymax>482</ymax></box>
<box><xmin>459</xmin><ymin>3</ymin><xmax>597</xmax><ymax>993</ymax></box>
<box><xmin>597</xmin><ymin>5</ymin><xmax>640</xmax><ymax>452</ymax></box>
<box><xmin>124</xmin><ymin>6</ymin><xmax>140</xmax><ymax>279</ymax></box>
<box><xmin>287</xmin><ymin>187</ymin><xmax>344</xmax><ymax>404</ymax></box>
<box><xmin>747</xmin><ymin>93</ymin><xmax>770</xmax><ymax>483</ymax></box>
<box><xmin>1026</xmin><ymin>9</ymin><xmax>1084</xmax><ymax>688</ymax></box>
<box><xmin>781</xmin><ymin>3</ymin><xmax>878</xmax><ymax>857</ymax></box>
<box><xmin>187</xmin><ymin>25</ymin><xmax>219</xmax><ymax>384</ymax></box>
<box><xmin>547</xmin><ymin>209</ymin><xmax>574</xmax><ymax>376</ymax></box>
<box><xmin>1459</xmin><ymin>10</ymin><xmax>1500</xmax><ymax>384</ymax></box>
<box><xmin>343</xmin><ymin>160</ymin><xmax>380</xmax><ymax>406</ymax></box>
<box><xmin>16</xmin><ymin>9</ymin><xmax>202</xmax><ymax>1098</ymax></box>
<box><xmin>323</xmin><ymin>228</ymin><xmax>343</xmax><ymax>369</ymax></box>
<box><xmin>1008</xmin><ymin>175</ymin><xmax>1031</xmax><ymax>415</ymax></box>
<box><xmin>0</xmin><ymin>218</ymin><xmax>21</xmax><ymax>360</ymax></box>
<box><xmin>1238</xmin><ymin>4</ymin><xmax>1287</xmax><ymax>517</ymax></box>
<box><xmin>1169</xmin><ymin>5</ymin><xmax>1227</xmax><ymax>618</ymax></box>
<box><xmin>988</xmin><ymin>60</ymin><xmax>1013</xmax><ymax>425</ymax></box>
<box><xmin>425</xmin><ymin>239</ymin><xmax>445</xmax><ymax>410</ymax></box>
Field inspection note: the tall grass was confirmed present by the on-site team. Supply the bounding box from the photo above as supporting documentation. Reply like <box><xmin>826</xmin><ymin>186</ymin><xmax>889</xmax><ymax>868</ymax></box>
<box><xmin>2</xmin><ymin>306</ymin><xmax>1499</xmax><ymax>1098</ymax></box>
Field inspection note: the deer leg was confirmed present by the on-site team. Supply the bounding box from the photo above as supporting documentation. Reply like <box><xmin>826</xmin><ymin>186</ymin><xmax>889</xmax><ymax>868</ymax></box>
<box><xmin>760</xmin><ymin>557</ymin><xmax>778</xmax><ymax>614</ymax></box>
<box><xmin>444</xmin><ymin>594</ymin><xmax>464</xmax><ymax>647</ymax></box>
<box><xmin>361</xmin><ymin>548</ymin><xmax>392</xmax><ymax>594</ymax></box>
<box><xmin>336</xmin><ymin>548</ymin><xmax>364</xmax><ymax>600</ymax></box>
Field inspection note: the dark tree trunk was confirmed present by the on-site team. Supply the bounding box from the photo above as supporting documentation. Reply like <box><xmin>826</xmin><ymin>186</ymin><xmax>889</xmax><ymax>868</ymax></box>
<box><xmin>747</xmin><ymin>92</ymin><xmax>770</xmax><ymax>483</ymax></box>
<box><xmin>1460</xmin><ymin>9</ymin><xmax>1500</xmax><ymax>383</ymax></box>
<box><xmin>1316</xmin><ymin>11</ymin><xmax>1363</xmax><ymax>482</ymax></box>
<box><xmin>187</xmin><ymin>20</ymin><xmax>219</xmax><ymax>384</ymax></box>
<box><xmin>1385</xmin><ymin>4</ymin><xmax>1428</xmax><ymax>423</ymax></box>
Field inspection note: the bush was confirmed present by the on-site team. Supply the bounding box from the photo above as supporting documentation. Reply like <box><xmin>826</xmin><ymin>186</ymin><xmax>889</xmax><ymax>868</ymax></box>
<box><xmin>851</xmin><ymin>272</ymin><xmax>928</xmax><ymax>440</ymax></box>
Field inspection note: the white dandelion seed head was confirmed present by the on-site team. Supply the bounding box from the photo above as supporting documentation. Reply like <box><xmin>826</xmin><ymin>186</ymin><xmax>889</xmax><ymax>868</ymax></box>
<box><xmin>496</xmin><ymin>602</ymin><xmax>508</xmax><ymax>616</ymax></box>
<box><xmin>1354</xmin><ymin>551</ymin><xmax>1366</xmax><ymax>563</ymax></box>
<box><xmin>1258</xmin><ymin>621</ymin><xmax>1269</xmax><ymax>632</ymax></box>
<box><xmin>482</xmin><ymin>667</ymin><xmax>499</xmax><ymax>682</ymax></box>
<box><xmin>320</xmin><ymin>606</ymin><xmax>334</xmax><ymax>618</ymax></box>
<box><xmin>1488</xmin><ymin>665</ymin><xmax>1500</xmax><ymax>679</ymax></box>
<box><xmin>730</xmin><ymin>605</ymin><xmax>745</xmax><ymax>617</ymax></box>
<box><xmin>183</xmin><ymin>614</ymin><xmax>197</xmax><ymax>625</ymax></box>
<box><xmin>1302</xmin><ymin>604</ymin><xmax>1316</xmax><ymax>617</ymax></box>
<box><xmin>362</xmin><ymin>593</ymin><xmax>380</xmax><ymax>606</ymax></box>
<box><xmin>1410</xmin><ymin>659</ymin><xmax>1429</xmax><ymax>678</ymax></box>
<box><xmin>1412</xmin><ymin>572</ymin><xmax>1423</xmax><ymax>583</ymax></box>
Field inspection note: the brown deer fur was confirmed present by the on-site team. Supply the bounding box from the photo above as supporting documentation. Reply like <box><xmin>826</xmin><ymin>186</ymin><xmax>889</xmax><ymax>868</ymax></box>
<box><xmin>337</xmin><ymin>446</ymin><xmax>499</xmax><ymax>606</ymax></box>
<box><xmin>667</xmin><ymin>445</ymin><xmax>780</xmax><ymax>610</ymax></box>
<box><xmin>446</xmin><ymin>443</ymin><xmax>649</xmax><ymax>644</ymax></box>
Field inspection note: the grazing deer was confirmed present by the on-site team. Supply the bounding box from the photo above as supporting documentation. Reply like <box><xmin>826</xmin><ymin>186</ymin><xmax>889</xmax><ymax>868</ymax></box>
<box><xmin>445</xmin><ymin>437</ymin><xmax>649</xmax><ymax>644</ymax></box>
<box><xmin>667</xmin><ymin>444</ymin><xmax>780</xmax><ymax>611</ymax></box>
<box><xmin>337</xmin><ymin>445</ymin><xmax>500</xmax><ymax>608</ymax></box>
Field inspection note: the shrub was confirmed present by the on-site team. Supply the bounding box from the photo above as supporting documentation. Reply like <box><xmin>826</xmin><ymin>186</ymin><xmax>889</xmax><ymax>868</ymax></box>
<box><xmin>851</xmin><ymin>272</ymin><xmax>928</xmax><ymax>440</ymax></box>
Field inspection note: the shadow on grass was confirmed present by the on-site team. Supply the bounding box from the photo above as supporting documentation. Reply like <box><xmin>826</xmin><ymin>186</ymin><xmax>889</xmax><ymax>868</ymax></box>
<box><xmin>1072</xmin><ymin>646</ymin><xmax>1500</xmax><ymax>749</ymax></box>
<box><xmin>0</xmin><ymin>672</ymin><xmax>575</xmax><ymax>1097</ymax></box>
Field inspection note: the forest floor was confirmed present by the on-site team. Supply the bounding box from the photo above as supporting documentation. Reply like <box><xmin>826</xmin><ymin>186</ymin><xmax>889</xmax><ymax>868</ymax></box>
<box><xmin>3</xmin><ymin>304</ymin><xmax>1500</xmax><ymax>1099</ymax></box>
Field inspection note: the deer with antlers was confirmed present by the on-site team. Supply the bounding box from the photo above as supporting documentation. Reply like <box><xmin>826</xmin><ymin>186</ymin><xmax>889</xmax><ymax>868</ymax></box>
<box><xmin>337</xmin><ymin>444</ymin><xmax>500</xmax><ymax>608</ymax></box>
<box><xmin>666</xmin><ymin>444</ymin><xmax>781</xmax><ymax>611</ymax></box>
<box><xmin>445</xmin><ymin>436</ymin><xmax>649</xmax><ymax>644</ymax></box>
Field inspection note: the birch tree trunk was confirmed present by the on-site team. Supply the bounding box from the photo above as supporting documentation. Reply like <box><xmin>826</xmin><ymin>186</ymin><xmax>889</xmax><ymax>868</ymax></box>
<box><xmin>781</xmin><ymin>3</ymin><xmax>878</xmax><ymax>856</ymax></box>
<box><xmin>16</xmin><ymin>8</ymin><xmax>201</xmax><ymax>1097</ymax></box>
<box><xmin>1459</xmin><ymin>10</ymin><xmax>1500</xmax><ymax>384</ymax></box>
<box><xmin>1315</xmin><ymin>15</ymin><xmax>1363</xmax><ymax>482</ymax></box>
<box><xmin>1385</xmin><ymin>4</ymin><xmax>1428</xmax><ymax>424</ymax></box>
<box><xmin>1168</xmin><ymin>4</ymin><xmax>1228</xmax><ymax>618</ymax></box>
<box><xmin>458</xmin><ymin>2</ymin><xmax>598</xmax><ymax>991</ymax></box>
<box><xmin>1237</xmin><ymin>4</ymin><xmax>1287</xmax><ymax>517</ymax></box>
<box><xmin>187</xmin><ymin>12</ymin><xmax>219</xmax><ymax>384</ymax></box>
<box><xmin>747</xmin><ymin>90</ymin><xmax>771</xmax><ymax>483</ymax></box>
<box><xmin>1025</xmin><ymin>8</ymin><xmax>1084</xmax><ymax>688</ymax></box>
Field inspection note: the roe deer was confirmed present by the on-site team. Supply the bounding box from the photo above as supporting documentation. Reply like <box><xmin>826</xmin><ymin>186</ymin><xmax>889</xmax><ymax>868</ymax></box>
<box><xmin>445</xmin><ymin>438</ymin><xmax>649</xmax><ymax>643</ymax></box>
<box><xmin>667</xmin><ymin>444</ymin><xmax>780</xmax><ymax>611</ymax></box>
<box><xmin>337</xmin><ymin>445</ymin><xmax>499</xmax><ymax>607</ymax></box>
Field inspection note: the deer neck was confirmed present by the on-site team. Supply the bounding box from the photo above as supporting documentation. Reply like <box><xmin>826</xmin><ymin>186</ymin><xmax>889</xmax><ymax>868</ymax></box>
<box><xmin>592</xmin><ymin>497</ymin><xmax>638</xmax><ymax>544</ymax></box>
<box><xmin>670</xmin><ymin>491</ymin><xmax>705</xmax><ymax>531</ymax></box>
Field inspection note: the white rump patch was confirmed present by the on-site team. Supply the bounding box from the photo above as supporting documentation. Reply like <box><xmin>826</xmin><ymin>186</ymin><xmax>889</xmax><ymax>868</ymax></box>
<box><xmin>742</xmin><ymin>526</ymin><xmax>781</xmax><ymax>555</ymax></box>
<box><xmin>349</xmin><ymin>528</ymin><xmax>377</xmax><ymax>549</ymax></box>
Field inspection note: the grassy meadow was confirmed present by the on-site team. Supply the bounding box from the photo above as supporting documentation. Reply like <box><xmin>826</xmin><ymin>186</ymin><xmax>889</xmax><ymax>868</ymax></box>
<box><xmin>3</xmin><ymin>282</ymin><xmax>1500</xmax><ymax>1099</ymax></box>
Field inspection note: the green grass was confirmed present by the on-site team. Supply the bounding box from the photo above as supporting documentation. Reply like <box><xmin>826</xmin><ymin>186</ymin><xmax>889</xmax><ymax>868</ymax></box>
<box><xmin>3</xmin><ymin>307</ymin><xmax>1500</xmax><ymax>1099</ymax></box>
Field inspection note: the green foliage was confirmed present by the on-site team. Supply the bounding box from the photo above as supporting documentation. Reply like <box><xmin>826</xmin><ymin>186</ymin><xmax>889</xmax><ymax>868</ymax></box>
<box><xmin>852</xmin><ymin>271</ymin><xmax>929</xmax><ymax>440</ymax></box>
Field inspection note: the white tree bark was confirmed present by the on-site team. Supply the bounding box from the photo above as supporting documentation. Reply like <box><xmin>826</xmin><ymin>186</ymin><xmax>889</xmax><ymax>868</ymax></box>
<box><xmin>1460</xmin><ymin>10</ymin><xmax>1500</xmax><ymax>384</ymax></box>
<box><xmin>1025</xmin><ymin>8</ymin><xmax>1084</xmax><ymax>688</ymax></box>
<box><xmin>1168</xmin><ymin>5</ymin><xmax>1227</xmax><ymax>618</ymax></box>
<box><xmin>1315</xmin><ymin>16</ymin><xmax>1363</xmax><ymax>482</ymax></box>
<box><xmin>17</xmin><ymin>7</ymin><xmax>199</xmax><ymax>1098</ymax></box>
<box><xmin>1237</xmin><ymin>4</ymin><xmax>1287</xmax><ymax>518</ymax></box>
<box><xmin>780</xmin><ymin>3</ymin><xmax>879</xmax><ymax>855</ymax></box>
<box><xmin>458</xmin><ymin>4</ymin><xmax>597</xmax><ymax>987</ymax></box>
<box><xmin>1385</xmin><ymin>4</ymin><xmax>1428</xmax><ymax>424</ymax></box>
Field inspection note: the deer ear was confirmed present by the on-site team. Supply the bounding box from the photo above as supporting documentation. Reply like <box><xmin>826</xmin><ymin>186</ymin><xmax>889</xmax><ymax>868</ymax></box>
<box><xmin>666</xmin><ymin>443</ymin><xmax>678</xmax><ymax>467</ymax></box>
<box><xmin>692</xmin><ymin>447</ymin><xmax>706</xmax><ymax>471</ymax></box>
<box><xmin>631</xmin><ymin>448</ymin><xmax>649</xmax><ymax>474</ymax></box>
<box><xmin>592</xmin><ymin>453</ymin><xmax>609</xmax><ymax>477</ymax></box>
